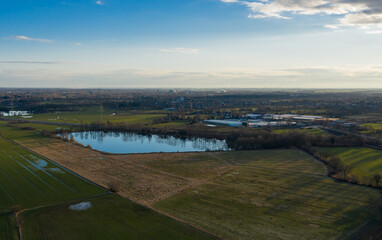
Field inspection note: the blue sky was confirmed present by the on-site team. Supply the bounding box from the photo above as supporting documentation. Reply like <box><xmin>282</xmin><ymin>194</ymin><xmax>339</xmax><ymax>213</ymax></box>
<box><xmin>1</xmin><ymin>0</ymin><xmax>382</xmax><ymax>88</ymax></box>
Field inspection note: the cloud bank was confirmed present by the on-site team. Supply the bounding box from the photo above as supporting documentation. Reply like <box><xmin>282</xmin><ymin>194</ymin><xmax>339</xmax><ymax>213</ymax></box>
<box><xmin>1</xmin><ymin>65</ymin><xmax>382</xmax><ymax>88</ymax></box>
<box><xmin>221</xmin><ymin>0</ymin><xmax>382</xmax><ymax>30</ymax></box>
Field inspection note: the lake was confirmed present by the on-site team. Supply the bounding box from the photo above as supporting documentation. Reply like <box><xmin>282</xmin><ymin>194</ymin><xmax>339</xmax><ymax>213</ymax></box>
<box><xmin>63</xmin><ymin>131</ymin><xmax>230</xmax><ymax>154</ymax></box>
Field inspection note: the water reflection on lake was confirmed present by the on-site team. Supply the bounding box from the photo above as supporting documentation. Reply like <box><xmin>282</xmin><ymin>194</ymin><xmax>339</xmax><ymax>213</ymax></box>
<box><xmin>64</xmin><ymin>131</ymin><xmax>231</xmax><ymax>154</ymax></box>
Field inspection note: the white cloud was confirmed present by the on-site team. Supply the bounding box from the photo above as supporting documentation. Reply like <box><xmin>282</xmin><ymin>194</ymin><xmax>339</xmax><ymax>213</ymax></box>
<box><xmin>221</xmin><ymin>0</ymin><xmax>382</xmax><ymax>31</ymax></box>
<box><xmin>4</xmin><ymin>35</ymin><xmax>53</xmax><ymax>43</ymax></box>
<box><xmin>96</xmin><ymin>0</ymin><xmax>104</xmax><ymax>5</ymax></box>
<box><xmin>159</xmin><ymin>48</ymin><xmax>200</xmax><ymax>54</ymax></box>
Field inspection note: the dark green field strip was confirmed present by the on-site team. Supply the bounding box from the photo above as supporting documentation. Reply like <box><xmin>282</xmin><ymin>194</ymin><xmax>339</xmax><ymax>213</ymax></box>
<box><xmin>155</xmin><ymin>182</ymin><xmax>379</xmax><ymax>240</ymax></box>
<box><xmin>155</xmin><ymin>163</ymin><xmax>381</xmax><ymax>240</ymax></box>
<box><xmin>315</xmin><ymin>147</ymin><xmax>382</xmax><ymax>177</ymax></box>
<box><xmin>212</xmin><ymin>179</ymin><xmax>374</xmax><ymax>221</ymax></box>
<box><xmin>11</xmin><ymin>148</ymin><xmax>101</xmax><ymax>194</ymax></box>
<box><xmin>0</xmin><ymin>213</ymin><xmax>18</xmax><ymax>240</ymax></box>
<box><xmin>214</xmin><ymin>166</ymin><xmax>376</xmax><ymax>200</ymax></box>
<box><xmin>214</xmin><ymin>168</ymin><xmax>378</xmax><ymax>204</ymax></box>
<box><xmin>19</xmin><ymin>194</ymin><xmax>217</xmax><ymax>240</ymax></box>
<box><xmin>0</xmin><ymin>153</ymin><xmax>65</xmax><ymax>207</ymax></box>
<box><xmin>218</xmin><ymin>150</ymin><xmax>327</xmax><ymax>175</ymax></box>
<box><xmin>0</xmin><ymin>137</ymin><xmax>106</xmax><ymax>210</ymax></box>
<box><xmin>154</xmin><ymin>187</ymin><xmax>340</xmax><ymax>240</ymax></box>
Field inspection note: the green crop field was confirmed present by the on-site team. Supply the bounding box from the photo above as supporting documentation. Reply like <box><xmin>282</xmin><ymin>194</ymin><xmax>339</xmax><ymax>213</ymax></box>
<box><xmin>19</xmin><ymin>194</ymin><xmax>216</xmax><ymax>240</ymax></box>
<box><xmin>315</xmin><ymin>147</ymin><xmax>382</xmax><ymax>179</ymax></box>
<box><xmin>0</xmin><ymin>137</ymin><xmax>105</xmax><ymax>210</ymax></box>
<box><xmin>0</xmin><ymin>124</ymin><xmax>217</xmax><ymax>240</ymax></box>
<box><xmin>361</xmin><ymin>123</ymin><xmax>382</xmax><ymax>131</ymax></box>
<box><xmin>273</xmin><ymin>128</ymin><xmax>326</xmax><ymax>136</ymax></box>
<box><xmin>0</xmin><ymin>213</ymin><xmax>18</xmax><ymax>240</ymax></box>
<box><xmin>153</xmin><ymin>150</ymin><xmax>382</xmax><ymax>240</ymax></box>
<box><xmin>4</xmin><ymin>108</ymin><xmax>166</xmax><ymax>125</ymax></box>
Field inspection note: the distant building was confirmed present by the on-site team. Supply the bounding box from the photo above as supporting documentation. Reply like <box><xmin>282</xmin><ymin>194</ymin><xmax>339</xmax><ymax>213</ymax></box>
<box><xmin>246</xmin><ymin>114</ymin><xmax>262</xmax><ymax>119</ymax></box>
<box><xmin>204</xmin><ymin>120</ymin><xmax>243</xmax><ymax>127</ymax></box>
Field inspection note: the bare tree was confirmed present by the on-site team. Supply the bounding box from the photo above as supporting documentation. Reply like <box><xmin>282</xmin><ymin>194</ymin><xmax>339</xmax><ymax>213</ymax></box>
<box><xmin>328</xmin><ymin>156</ymin><xmax>343</xmax><ymax>174</ymax></box>
<box><xmin>320</xmin><ymin>151</ymin><xmax>330</xmax><ymax>162</ymax></box>
<box><xmin>341</xmin><ymin>164</ymin><xmax>353</xmax><ymax>181</ymax></box>
<box><xmin>374</xmin><ymin>174</ymin><xmax>381</xmax><ymax>187</ymax></box>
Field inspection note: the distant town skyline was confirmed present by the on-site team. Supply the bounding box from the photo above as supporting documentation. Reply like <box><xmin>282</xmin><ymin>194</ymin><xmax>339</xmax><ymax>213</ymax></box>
<box><xmin>1</xmin><ymin>0</ymin><xmax>382</xmax><ymax>88</ymax></box>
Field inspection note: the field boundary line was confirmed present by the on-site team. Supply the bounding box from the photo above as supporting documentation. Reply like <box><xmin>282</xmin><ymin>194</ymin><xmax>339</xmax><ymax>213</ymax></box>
<box><xmin>4</xmin><ymin>152</ymin><xmax>61</xmax><ymax>195</ymax></box>
<box><xmin>0</xmin><ymin>154</ymin><xmax>47</xmax><ymax>197</ymax></box>
<box><xmin>0</xmin><ymin>136</ymin><xmax>108</xmax><ymax>193</ymax></box>
<box><xmin>13</xmin><ymin>151</ymin><xmax>76</xmax><ymax>192</ymax></box>
<box><xmin>0</xmin><ymin>167</ymin><xmax>32</xmax><ymax>201</ymax></box>
<box><xmin>1</xmin><ymin>136</ymin><xmax>223</xmax><ymax>239</ymax></box>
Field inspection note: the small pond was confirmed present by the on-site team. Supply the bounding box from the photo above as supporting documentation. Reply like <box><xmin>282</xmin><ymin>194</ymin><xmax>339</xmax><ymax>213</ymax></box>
<box><xmin>63</xmin><ymin>131</ymin><xmax>230</xmax><ymax>154</ymax></box>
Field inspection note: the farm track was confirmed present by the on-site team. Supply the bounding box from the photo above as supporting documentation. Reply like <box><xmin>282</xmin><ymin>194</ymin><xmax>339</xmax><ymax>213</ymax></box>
<box><xmin>2</xmin><ymin>136</ymin><xmax>223</xmax><ymax>240</ymax></box>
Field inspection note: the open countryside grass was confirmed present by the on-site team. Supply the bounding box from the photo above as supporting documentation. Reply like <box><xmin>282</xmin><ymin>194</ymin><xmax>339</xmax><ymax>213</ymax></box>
<box><xmin>154</xmin><ymin>165</ymin><xmax>381</xmax><ymax>240</ymax></box>
<box><xmin>0</xmin><ymin>213</ymin><xmax>17</xmax><ymax>240</ymax></box>
<box><xmin>0</xmin><ymin>124</ymin><xmax>217</xmax><ymax>240</ymax></box>
<box><xmin>6</xmin><ymin>122</ymin><xmax>69</xmax><ymax>132</ymax></box>
<box><xmin>361</xmin><ymin>123</ymin><xmax>382</xmax><ymax>131</ymax></box>
<box><xmin>218</xmin><ymin>149</ymin><xmax>328</xmax><ymax>175</ymax></box>
<box><xmin>273</xmin><ymin>128</ymin><xmax>326</xmax><ymax>136</ymax></box>
<box><xmin>19</xmin><ymin>194</ymin><xmax>216</xmax><ymax>240</ymax></box>
<box><xmin>0</xmin><ymin>137</ymin><xmax>105</xmax><ymax>210</ymax></box>
<box><xmin>315</xmin><ymin>147</ymin><xmax>382</xmax><ymax>179</ymax></box>
<box><xmin>5</xmin><ymin>108</ymin><xmax>167</xmax><ymax>125</ymax></box>
<box><xmin>10</xmin><ymin>128</ymin><xmax>381</xmax><ymax>240</ymax></box>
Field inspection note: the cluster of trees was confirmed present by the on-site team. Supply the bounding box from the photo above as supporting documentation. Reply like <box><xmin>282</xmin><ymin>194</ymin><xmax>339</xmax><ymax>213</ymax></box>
<box><xmin>3</xmin><ymin>88</ymin><xmax>382</xmax><ymax>118</ymax></box>
<box><xmin>54</xmin><ymin>120</ymin><xmax>381</xmax><ymax>150</ymax></box>
<box><xmin>305</xmin><ymin>147</ymin><xmax>381</xmax><ymax>187</ymax></box>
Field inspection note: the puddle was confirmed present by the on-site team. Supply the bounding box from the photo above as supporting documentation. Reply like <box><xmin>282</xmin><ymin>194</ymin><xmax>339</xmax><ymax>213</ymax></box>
<box><xmin>35</xmin><ymin>160</ymin><xmax>48</xmax><ymax>168</ymax></box>
<box><xmin>48</xmin><ymin>168</ymin><xmax>65</xmax><ymax>174</ymax></box>
<box><xmin>69</xmin><ymin>202</ymin><xmax>92</xmax><ymax>211</ymax></box>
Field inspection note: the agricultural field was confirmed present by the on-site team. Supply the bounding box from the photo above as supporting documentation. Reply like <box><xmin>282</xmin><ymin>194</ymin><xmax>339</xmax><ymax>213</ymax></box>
<box><xmin>361</xmin><ymin>123</ymin><xmax>382</xmax><ymax>132</ymax></box>
<box><xmin>8</xmin><ymin>127</ymin><xmax>380</xmax><ymax>240</ymax></box>
<box><xmin>154</xmin><ymin>162</ymin><xmax>381</xmax><ymax>240</ymax></box>
<box><xmin>272</xmin><ymin>128</ymin><xmax>326</xmax><ymax>136</ymax></box>
<box><xmin>4</xmin><ymin>107</ymin><xmax>167</xmax><ymax>125</ymax></box>
<box><xmin>315</xmin><ymin>147</ymin><xmax>382</xmax><ymax>180</ymax></box>
<box><xmin>0</xmin><ymin>213</ymin><xmax>17</xmax><ymax>240</ymax></box>
<box><xmin>19</xmin><ymin>194</ymin><xmax>215</xmax><ymax>240</ymax></box>
<box><xmin>0</xmin><ymin>136</ymin><xmax>105</xmax><ymax>210</ymax></box>
<box><xmin>0</xmin><ymin>124</ymin><xmax>217</xmax><ymax>240</ymax></box>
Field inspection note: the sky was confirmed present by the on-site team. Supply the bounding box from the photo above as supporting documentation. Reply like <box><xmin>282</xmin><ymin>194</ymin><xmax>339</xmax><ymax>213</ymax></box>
<box><xmin>1</xmin><ymin>0</ymin><xmax>382</xmax><ymax>88</ymax></box>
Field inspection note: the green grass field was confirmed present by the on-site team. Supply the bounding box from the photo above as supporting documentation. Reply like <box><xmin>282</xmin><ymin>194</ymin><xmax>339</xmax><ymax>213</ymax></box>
<box><xmin>273</xmin><ymin>128</ymin><xmax>326</xmax><ymax>136</ymax></box>
<box><xmin>0</xmin><ymin>124</ymin><xmax>217</xmax><ymax>240</ymax></box>
<box><xmin>361</xmin><ymin>123</ymin><xmax>382</xmax><ymax>131</ymax></box>
<box><xmin>315</xmin><ymin>147</ymin><xmax>382</xmax><ymax>179</ymax></box>
<box><xmin>0</xmin><ymin>137</ymin><xmax>105</xmax><ymax>210</ymax></box>
<box><xmin>1</xmin><ymin>123</ymin><xmax>381</xmax><ymax>239</ymax></box>
<box><xmin>220</xmin><ymin>149</ymin><xmax>328</xmax><ymax>175</ymax></box>
<box><xmin>5</xmin><ymin>108</ymin><xmax>166</xmax><ymax>125</ymax></box>
<box><xmin>19</xmin><ymin>194</ymin><xmax>216</xmax><ymax>240</ymax></box>
<box><xmin>0</xmin><ymin>213</ymin><xmax>18</xmax><ymax>240</ymax></box>
<box><xmin>153</xmin><ymin>150</ymin><xmax>382</xmax><ymax>240</ymax></box>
